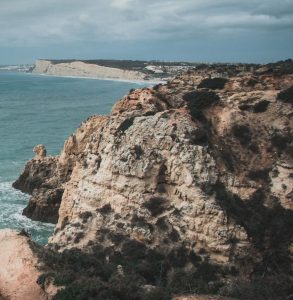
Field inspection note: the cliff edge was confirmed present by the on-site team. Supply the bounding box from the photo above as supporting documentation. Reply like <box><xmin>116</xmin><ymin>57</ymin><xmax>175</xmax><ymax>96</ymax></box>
<box><xmin>13</xmin><ymin>61</ymin><xmax>293</xmax><ymax>299</ymax></box>
<box><xmin>32</xmin><ymin>59</ymin><xmax>149</xmax><ymax>81</ymax></box>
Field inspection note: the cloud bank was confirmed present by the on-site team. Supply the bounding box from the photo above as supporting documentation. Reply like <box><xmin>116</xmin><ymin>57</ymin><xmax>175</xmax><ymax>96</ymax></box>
<box><xmin>0</xmin><ymin>0</ymin><xmax>292</xmax><ymax>63</ymax></box>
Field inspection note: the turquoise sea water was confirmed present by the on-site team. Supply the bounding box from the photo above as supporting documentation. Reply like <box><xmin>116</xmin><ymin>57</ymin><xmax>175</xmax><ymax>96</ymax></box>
<box><xmin>0</xmin><ymin>72</ymin><xmax>144</xmax><ymax>244</ymax></box>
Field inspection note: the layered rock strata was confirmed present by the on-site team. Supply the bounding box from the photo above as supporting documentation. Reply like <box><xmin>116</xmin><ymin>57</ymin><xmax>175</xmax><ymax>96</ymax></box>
<box><xmin>33</xmin><ymin>60</ymin><xmax>148</xmax><ymax>81</ymax></box>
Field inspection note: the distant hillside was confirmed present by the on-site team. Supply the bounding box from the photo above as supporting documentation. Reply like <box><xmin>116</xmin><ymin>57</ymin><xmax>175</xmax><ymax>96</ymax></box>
<box><xmin>43</xmin><ymin>59</ymin><xmax>199</xmax><ymax>71</ymax></box>
<box><xmin>32</xmin><ymin>59</ymin><xmax>199</xmax><ymax>82</ymax></box>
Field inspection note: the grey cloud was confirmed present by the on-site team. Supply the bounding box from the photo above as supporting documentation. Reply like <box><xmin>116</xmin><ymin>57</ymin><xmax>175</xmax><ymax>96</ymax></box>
<box><xmin>0</xmin><ymin>0</ymin><xmax>292</xmax><ymax>46</ymax></box>
<box><xmin>0</xmin><ymin>0</ymin><xmax>292</xmax><ymax>63</ymax></box>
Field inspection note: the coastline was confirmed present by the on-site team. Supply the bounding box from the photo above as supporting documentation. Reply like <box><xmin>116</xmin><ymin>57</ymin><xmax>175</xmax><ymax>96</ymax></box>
<box><xmin>31</xmin><ymin>59</ymin><xmax>168</xmax><ymax>86</ymax></box>
<box><xmin>28</xmin><ymin>72</ymin><xmax>167</xmax><ymax>85</ymax></box>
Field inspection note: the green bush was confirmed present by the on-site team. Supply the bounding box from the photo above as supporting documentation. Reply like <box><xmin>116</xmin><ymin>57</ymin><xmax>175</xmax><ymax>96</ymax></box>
<box><xmin>167</xmin><ymin>268</ymin><xmax>221</xmax><ymax>295</ymax></box>
<box><xmin>142</xmin><ymin>197</ymin><xmax>167</xmax><ymax>216</ymax></box>
<box><xmin>232</xmin><ymin>124</ymin><xmax>251</xmax><ymax>145</ymax></box>
<box><xmin>247</xmin><ymin>169</ymin><xmax>271</xmax><ymax>182</ymax></box>
<box><xmin>197</xmin><ymin>77</ymin><xmax>228</xmax><ymax>90</ymax></box>
<box><xmin>271</xmin><ymin>132</ymin><xmax>292</xmax><ymax>151</ymax></box>
<box><xmin>54</xmin><ymin>279</ymin><xmax>118</xmax><ymax>300</ymax></box>
<box><xmin>220</xmin><ymin>276</ymin><xmax>293</xmax><ymax>300</ymax></box>
<box><xmin>277</xmin><ymin>86</ymin><xmax>293</xmax><ymax>103</ymax></box>
<box><xmin>183</xmin><ymin>91</ymin><xmax>220</xmax><ymax>119</ymax></box>
<box><xmin>253</xmin><ymin>100</ymin><xmax>270</xmax><ymax>113</ymax></box>
<box><xmin>117</xmin><ymin>117</ymin><xmax>135</xmax><ymax>134</ymax></box>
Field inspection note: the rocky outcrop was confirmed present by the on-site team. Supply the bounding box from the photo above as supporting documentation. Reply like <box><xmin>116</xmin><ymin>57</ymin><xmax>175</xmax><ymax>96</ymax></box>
<box><xmin>0</xmin><ymin>230</ymin><xmax>51</xmax><ymax>300</ymax></box>
<box><xmin>33</xmin><ymin>144</ymin><xmax>47</xmax><ymax>159</ymax></box>
<box><xmin>13</xmin><ymin>117</ymin><xmax>101</xmax><ymax>223</ymax></box>
<box><xmin>12</xmin><ymin>153</ymin><xmax>63</xmax><ymax>223</ymax></box>
<box><xmin>33</xmin><ymin>60</ymin><xmax>148</xmax><ymax>81</ymax></box>
<box><xmin>13</xmin><ymin>63</ymin><xmax>293</xmax><ymax>298</ymax></box>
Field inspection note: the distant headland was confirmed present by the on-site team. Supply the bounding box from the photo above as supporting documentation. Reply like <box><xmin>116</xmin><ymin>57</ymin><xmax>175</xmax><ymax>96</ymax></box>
<box><xmin>31</xmin><ymin>59</ymin><xmax>201</xmax><ymax>82</ymax></box>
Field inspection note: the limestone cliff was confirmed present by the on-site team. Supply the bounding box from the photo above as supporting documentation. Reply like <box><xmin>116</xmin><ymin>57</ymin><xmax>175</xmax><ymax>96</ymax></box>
<box><xmin>13</xmin><ymin>62</ymin><xmax>293</xmax><ymax>298</ymax></box>
<box><xmin>33</xmin><ymin>59</ymin><xmax>148</xmax><ymax>81</ymax></box>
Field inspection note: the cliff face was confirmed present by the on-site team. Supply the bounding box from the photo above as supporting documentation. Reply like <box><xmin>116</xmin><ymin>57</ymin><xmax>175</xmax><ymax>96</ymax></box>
<box><xmin>0</xmin><ymin>230</ymin><xmax>50</xmax><ymax>300</ymax></box>
<box><xmin>32</xmin><ymin>60</ymin><xmax>147</xmax><ymax>81</ymax></box>
<box><xmin>14</xmin><ymin>65</ymin><xmax>293</xmax><ymax>286</ymax></box>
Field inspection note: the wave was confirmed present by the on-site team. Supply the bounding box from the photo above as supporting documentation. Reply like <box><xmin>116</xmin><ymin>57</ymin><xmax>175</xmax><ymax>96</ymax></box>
<box><xmin>0</xmin><ymin>181</ymin><xmax>54</xmax><ymax>244</ymax></box>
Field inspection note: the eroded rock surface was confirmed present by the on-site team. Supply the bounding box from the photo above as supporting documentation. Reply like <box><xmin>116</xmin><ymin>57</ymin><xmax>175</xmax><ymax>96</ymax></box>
<box><xmin>0</xmin><ymin>230</ymin><xmax>49</xmax><ymax>300</ymax></box>
<box><xmin>12</xmin><ymin>155</ymin><xmax>63</xmax><ymax>223</ymax></box>
<box><xmin>14</xmin><ymin>63</ymin><xmax>293</xmax><ymax>286</ymax></box>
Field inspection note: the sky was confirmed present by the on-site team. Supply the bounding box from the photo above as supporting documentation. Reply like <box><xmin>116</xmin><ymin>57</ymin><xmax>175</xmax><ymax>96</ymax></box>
<box><xmin>0</xmin><ymin>0</ymin><xmax>292</xmax><ymax>64</ymax></box>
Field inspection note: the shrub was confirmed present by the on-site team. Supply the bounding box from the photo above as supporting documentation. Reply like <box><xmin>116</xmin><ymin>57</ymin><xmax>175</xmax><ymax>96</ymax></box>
<box><xmin>73</xmin><ymin>232</ymin><xmax>85</xmax><ymax>243</ymax></box>
<box><xmin>232</xmin><ymin>124</ymin><xmax>251</xmax><ymax>145</ymax></box>
<box><xmin>117</xmin><ymin>118</ymin><xmax>135</xmax><ymax>134</ymax></box>
<box><xmin>140</xmin><ymin>287</ymin><xmax>169</xmax><ymax>300</ymax></box>
<box><xmin>54</xmin><ymin>279</ymin><xmax>119</xmax><ymax>300</ymax></box>
<box><xmin>131</xmin><ymin>215</ymin><xmax>154</xmax><ymax>233</ymax></box>
<box><xmin>246</xmin><ymin>78</ymin><xmax>258</xmax><ymax>87</ymax></box>
<box><xmin>183</xmin><ymin>90</ymin><xmax>220</xmax><ymax>119</ymax></box>
<box><xmin>121</xmin><ymin>240</ymin><xmax>147</xmax><ymax>259</ymax></box>
<box><xmin>197</xmin><ymin>77</ymin><xmax>228</xmax><ymax>90</ymax></box>
<box><xmin>109</xmin><ymin>272</ymin><xmax>146</xmax><ymax>300</ymax></box>
<box><xmin>188</xmin><ymin>128</ymin><xmax>208</xmax><ymax>146</ymax></box>
<box><xmin>253</xmin><ymin>100</ymin><xmax>270</xmax><ymax>113</ymax></box>
<box><xmin>34</xmin><ymin>237</ymin><xmax>224</xmax><ymax>300</ymax></box>
<box><xmin>169</xmin><ymin>228</ymin><xmax>180</xmax><ymax>242</ymax></box>
<box><xmin>277</xmin><ymin>86</ymin><xmax>293</xmax><ymax>103</ymax></box>
<box><xmin>98</xmin><ymin>204</ymin><xmax>112</xmax><ymax>215</ymax></box>
<box><xmin>143</xmin><ymin>197</ymin><xmax>167</xmax><ymax>216</ymax></box>
<box><xmin>79</xmin><ymin>211</ymin><xmax>92</xmax><ymax>223</ymax></box>
<box><xmin>248</xmin><ymin>169</ymin><xmax>271</xmax><ymax>182</ymax></box>
<box><xmin>220</xmin><ymin>149</ymin><xmax>235</xmax><ymax>171</ymax></box>
<box><xmin>271</xmin><ymin>132</ymin><xmax>292</xmax><ymax>151</ymax></box>
<box><xmin>238</xmin><ymin>103</ymin><xmax>251</xmax><ymax>111</ymax></box>
<box><xmin>134</xmin><ymin>145</ymin><xmax>143</xmax><ymax>159</ymax></box>
<box><xmin>167</xmin><ymin>267</ymin><xmax>220</xmax><ymax>295</ymax></box>
<box><xmin>220</xmin><ymin>276</ymin><xmax>293</xmax><ymax>300</ymax></box>
<box><xmin>156</xmin><ymin>217</ymin><xmax>169</xmax><ymax>231</ymax></box>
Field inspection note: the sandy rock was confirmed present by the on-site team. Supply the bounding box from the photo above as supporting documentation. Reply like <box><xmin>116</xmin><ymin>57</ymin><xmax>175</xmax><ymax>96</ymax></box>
<box><xmin>33</xmin><ymin>144</ymin><xmax>47</xmax><ymax>159</ymax></box>
<box><xmin>0</xmin><ymin>230</ymin><xmax>48</xmax><ymax>300</ymax></box>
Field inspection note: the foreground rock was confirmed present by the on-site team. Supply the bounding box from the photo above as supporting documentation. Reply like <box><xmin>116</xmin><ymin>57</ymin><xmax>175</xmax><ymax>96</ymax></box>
<box><xmin>14</xmin><ymin>60</ymin><xmax>293</xmax><ymax>298</ymax></box>
<box><xmin>0</xmin><ymin>230</ymin><xmax>49</xmax><ymax>300</ymax></box>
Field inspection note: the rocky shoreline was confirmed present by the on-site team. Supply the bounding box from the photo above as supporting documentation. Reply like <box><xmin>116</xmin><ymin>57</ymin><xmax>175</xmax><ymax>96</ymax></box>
<box><xmin>1</xmin><ymin>60</ymin><xmax>293</xmax><ymax>299</ymax></box>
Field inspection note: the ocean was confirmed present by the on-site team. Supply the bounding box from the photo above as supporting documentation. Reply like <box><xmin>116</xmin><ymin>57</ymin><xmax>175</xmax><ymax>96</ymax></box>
<box><xmin>0</xmin><ymin>71</ymin><xmax>144</xmax><ymax>244</ymax></box>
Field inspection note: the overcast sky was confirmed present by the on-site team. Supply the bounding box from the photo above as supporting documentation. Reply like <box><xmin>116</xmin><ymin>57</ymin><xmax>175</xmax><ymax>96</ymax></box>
<box><xmin>0</xmin><ymin>0</ymin><xmax>292</xmax><ymax>64</ymax></box>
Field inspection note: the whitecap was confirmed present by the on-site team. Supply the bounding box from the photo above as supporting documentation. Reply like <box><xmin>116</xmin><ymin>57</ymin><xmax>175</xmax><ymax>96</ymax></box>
<box><xmin>0</xmin><ymin>181</ymin><xmax>54</xmax><ymax>244</ymax></box>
